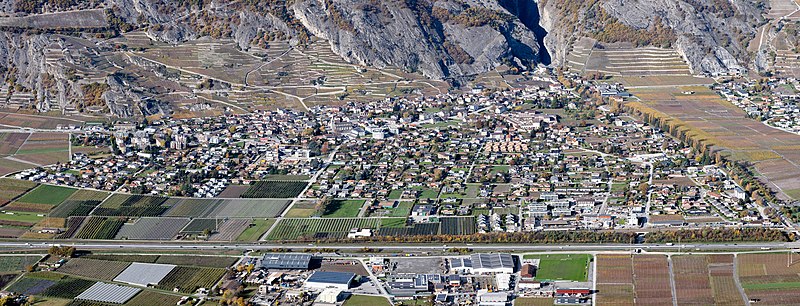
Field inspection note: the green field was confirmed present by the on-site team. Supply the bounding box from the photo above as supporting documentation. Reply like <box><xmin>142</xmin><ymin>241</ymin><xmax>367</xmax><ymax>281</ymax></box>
<box><xmin>379</xmin><ymin>218</ymin><xmax>407</xmax><ymax>228</ymax></box>
<box><xmin>343</xmin><ymin>295</ymin><xmax>391</xmax><ymax>306</ymax></box>
<box><xmin>322</xmin><ymin>200</ymin><xmax>365</xmax><ymax>218</ymax></box>
<box><xmin>523</xmin><ymin>254</ymin><xmax>591</xmax><ymax>281</ymax></box>
<box><xmin>387</xmin><ymin>190</ymin><xmax>403</xmax><ymax>199</ymax></box>
<box><xmin>0</xmin><ymin>256</ymin><xmax>41</xmax><ymax>272</ymax></box>
<box><xmin>0</xmin><ymin>211</ymin><xmax>45</xmax><ymax>223</ymax></box>
<box><xmin>236</xmin><ymin>219</ymin><xmax>275</xmax><ymax>241</ymax></box>
<box><xmin>15</xmin><ymin>185</ymin><xmax>76</xmax><ymax>205</ymax></box>
<box><xmin>386</xmin><ymin>201</ymin><xmax>413</xmax><ymax>217</ymax></box>
<box><xmin>742</xmin><ymin>282</ymin><xmax>800</xmax><ymax>290</ymax></box>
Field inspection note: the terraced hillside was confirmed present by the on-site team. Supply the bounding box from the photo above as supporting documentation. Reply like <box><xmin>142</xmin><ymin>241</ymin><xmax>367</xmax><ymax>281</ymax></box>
<box><xmin>566</xmin><ymin>39</ymin><xmax>691</xmax><ymax>77</ymax></box>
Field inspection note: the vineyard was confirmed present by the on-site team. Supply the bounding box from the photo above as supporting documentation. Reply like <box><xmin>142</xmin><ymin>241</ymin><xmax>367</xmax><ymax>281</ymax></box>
<box><xmin>155</xmin><ymin>256</ymin><xmax>236</xmax><ymax>268</ymax></box>
<box><xmin>124</xmin><ymin>290</ymin><xmax>182</xmax><ymax>306</ymax></box>
<box><xmin>57</xmin><ymin>216</ymin><xmax>87</xmax><ymax>239</ymax></box>
<box><xmin>57</xmin><ymin>258</ymin><xmax>130</xmax><ymax>281</ymax></box>
<box><xmin>155</xmin><ymin>266</ymin><xmax>227</xmax><ymax>293</ymax></box>
<box><xmin>240</xmin><ymin>181</ymin><xmax>308</xmax><ymax>198</ymax></box>
<box><xmin>181</xmin><ymin>218</ymin><xmax>220</xmax><ymax>234</ymax></box>
<box><xmin>93</xmin><ymin>194</ymin><xmax>169</xmax><ymax>217</ymax></box>
<box><xmin>0</xmin><ymin>178</ymin><xmax>37</xmax><ymax>206</ymax></box>
<box><xmin>163</xmin><ymin>198</ymin><xmax>290</xmax><ymax>218</ymax></box>
<box><xmin>268</xmin><ymin>218</ymin><xmax>381</xmax><ymax>240</ymax></box>
<box><xmin>50</xmin><ymin>189</ymin><xmax>108</xmax><ymax>218</ymax></box>
<box><xmin>440</xmin><ymin>217</ymin><xmax>477</xmax><ymax>235</ymax></box>
<box><xmin>40</xmin><ymin>277</ymin><xmax>97</xmax><ymax>299</ymax></box>
<box><xmin>114</xmin><ymin>217</ymin><xmax>190</xmax><ymax>240</ymax></box>
<box><xmin>0</xmin><ymin>256</ymin><xmax>41</xmax><ymax>273</ymax></box>
<box><xmin>209</xmin><ymin>218</ymin><xmax>251</xmax><ymax>241</ymax></box>
<box><xmin>73</xmin><ymin>217</ymin><xmax>125</xmax><ymax>239</ymax></box>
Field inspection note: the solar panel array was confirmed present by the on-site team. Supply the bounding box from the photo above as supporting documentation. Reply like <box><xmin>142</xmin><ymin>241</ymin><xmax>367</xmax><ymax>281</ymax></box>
<box><xmin>75</xmin><ymin>282</ymin><xmax>141</xmax><ymax>304</ymax></box>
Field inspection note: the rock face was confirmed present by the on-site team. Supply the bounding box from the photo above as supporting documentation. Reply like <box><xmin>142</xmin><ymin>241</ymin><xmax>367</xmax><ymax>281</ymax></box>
<box><xmin>290</xmin><ymin>0</ymin><xmax>545</xmax><ymax>80</ymax></box>
<box><xmin>538</xmin><ymin>0</ymin><xmax>764</xmax><ymax>75</ymax></box>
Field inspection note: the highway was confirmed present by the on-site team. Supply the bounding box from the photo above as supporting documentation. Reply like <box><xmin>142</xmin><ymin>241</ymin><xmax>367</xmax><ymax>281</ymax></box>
<box><xmin>0</xmin><ymin>241</ymin><xmax>797</xmax><ymax>253</ymax></box>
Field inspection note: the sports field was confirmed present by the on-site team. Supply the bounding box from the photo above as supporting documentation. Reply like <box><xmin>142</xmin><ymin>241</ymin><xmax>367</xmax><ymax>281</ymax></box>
<box><xmin>522</xmin><ymin>254</ymin><xmax>591</xmax><ymax>281</ymax></box>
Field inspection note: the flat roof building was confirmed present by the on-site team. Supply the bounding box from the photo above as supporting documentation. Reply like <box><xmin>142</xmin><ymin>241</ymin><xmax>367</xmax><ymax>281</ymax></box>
<box><xmin>304</xmin><ymin>271</ymin><xmax>356</xmax><ymax>291</ymax></box>
<box><xmin>471</xmin><ymin>253</ymin><xmax>515</xmax><ymax>274</ymax></box>
<box><xmin>260</xmin><ymin>253</ymin><xmax>312</xmax><ymax>270</ymax></box>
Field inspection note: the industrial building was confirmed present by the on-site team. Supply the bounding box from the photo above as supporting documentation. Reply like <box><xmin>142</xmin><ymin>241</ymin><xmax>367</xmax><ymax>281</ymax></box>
<box><xmin>471</xmin><ymin>253</ymin><xmax>516</xmax><ymax>274</ymax></box>
<box><xmin>304</xmin><ymin>271</ymin><xmax>356</xmax><ymax>291</ymax></box>
<box><xmin>260</xmin><ymin>253</ymin><xmax>313</xmax><ymax>270</ymax></box>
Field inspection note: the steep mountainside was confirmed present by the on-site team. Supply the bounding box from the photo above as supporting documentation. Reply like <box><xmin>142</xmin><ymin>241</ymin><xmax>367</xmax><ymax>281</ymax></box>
<box><xmin>0</xmin><ymin>0</ymin><xmax>777</xmax><ymax>118</ymax></box>
<box><xmin>539</xmin><ymin>0</ymin><xmax>766</xmax><ymax>75</ymax></box>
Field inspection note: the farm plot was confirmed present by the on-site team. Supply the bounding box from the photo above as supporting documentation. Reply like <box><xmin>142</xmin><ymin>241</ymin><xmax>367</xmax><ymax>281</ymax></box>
<box><xmin>9</xmin><ymin>275</ymin><xmax>94</xmax><ymax>299</ymax></box>
<box><xmin>0</xmin><ymin>113</ymin><xmax>81</xmax><ymax>130</ymax></box>
<box><xmin>114</xmin><ymin>263</ymin><xmax>176</xmax><ymax>287</ymax></box>
<box><xmin>0</xmin><ymin>255</ymin><xmax>41</xmax><ymax>273</ymax></box>
<box><xmin>210</xmin><ymin>218</ymin><xmax>251</xmax><ymax>241</ymax></box>
<box><xmin>235</xmin><ymin>218</ymin><xmax>275</xmax><ymax>241</ymax></box>
<box><xmin>14</xmin><ymin>132</ymin><xmax>70</xmax><ymax>165</ymax></box>
<box><xmin>206</xmin><ymin>199</ymin><xmax>290</xmax><ymax>218</ymax></box>
<box><xmin>739</xmin><ymin>253</ymin><xmax>800</xmax><ymax>304</ymax></box>
<box><xmin>632</xmin><ymin>255</ymin><xmax>674</xmax><ymax>305</ymax></box>
<box><xmin>7</xmin><ymin>277</ymin><xmax>58</xmax><ymax>295</ymax></box>
<box><xmin>75</xmin><ymin>282</ymin><xmax>140</xmax><ymax>304</ymax></box>
<box><xmin>672</xmin><ymin>255</ymin><xmax>714</xmax><ymax>305</ymax></box>
<box><xmin>583</xmin><ymin>44</ymin><xmax>691</xmax><ymax>76</ymax></box>
<box><xmin>0</xmin><ymin>178</ymin><xmax>37</xmax><ymax>206</ymax></box>
<box><xmin>114</xmin><ymin>217</ymin><xmax>190</xmax><ymax>240</ymax></box>
<box><xmin>0</xmin><ymin>210</ymin><xmax>44</xmax><ymax>227</ymax></box>
<box><xmin>322</xmin><ymin>200</ymin><xmax>365</xmax><ymax>218</ymax></box>
<box><xmin>14</xmin><ymin>185</ymin><xmax>76</xmax><ymax>205</ymax></box>
<box><xmin>73</xmin><ymin>217</ymin><xmax>125</xmax><ymax>239</ymax></box>
<box><xmin>162</xmin><ymin>198</ymin><xmax>222</xmax><ymax>217</ymax></box>
<box><xmin>440</xmin><ymin>217</ymin><xmax>476</xmax><ymax>235</ymax></box>
<box><xmin>522</xmin><ymin>254</ymin><xmax>590</xmax><ymax>282</ymax></box>
<box><xmin>57</xmin><ymin>216</ymin><xmax>86</xmax><ymax>239</ymax></box>
<box><xmin>123</xmin><ymin>290</ymin><xmax>183</xmax><ymax>306</ymax></box>
<box><xmin>595</xmin><ymin>254</ymin><xmax>634</xmax><ymax>306</ymax></box>
<box><xmin>93</xmin><ymin>194</ymin><xmax>169</xmax><ymax>217</ymax></box>
<box><xmin>240</xmin><ymin>181</ymin><xmax>308</xmax><ymax>198</ymax></box>
<box><xmin>155</xmin><ymin>256</ymin><xmax>237</xmax><ymax>268</ymax></box>
<box><xmin>155</xmin><ymin>266</ymin><xmax>226</xmax><ymax>293</ymax></box>
<box><xmin>181</xmin><ymin>218</ymin><xmax>220</xmax><ymax>234</ymax></box>
<box><xmin>57</xmin><ymin>258</ymin><xmax>130</xmax><ymax>281</ymax></box>
<box><xmin>49</xmin><ymin>190</ymin><xmax>108</xmax><ymax>218</ymax></box>
<box><xmin>0</xmin><ymin>133</ymin><xmax>28</xmax><ymax>155</ymax></box>
<box><xmin>0</xmin><ymin>157</ymin><xmax>33</xmax><ymax>176</ymax></box>
<box><xmin>267</xmin><ymin>218</ymin><xmax>380</xmax><ymax>241</ymax></box>
<box><xmin>377</xmin><ymin>222</ymin><xmax>440</xmax><ymax>236</ymax></box>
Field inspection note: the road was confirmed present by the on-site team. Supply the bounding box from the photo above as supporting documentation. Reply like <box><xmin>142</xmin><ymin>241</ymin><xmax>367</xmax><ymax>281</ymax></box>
<box><xmin>2</xmin><ymin>241</ymin><xmax>796</xmax><ymax>252</ymax></box>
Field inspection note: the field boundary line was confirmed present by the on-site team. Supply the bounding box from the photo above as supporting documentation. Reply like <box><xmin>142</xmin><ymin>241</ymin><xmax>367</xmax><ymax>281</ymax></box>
<box><xmin>732</xmin><ymin>254</ymin><xmax>751</xmax><ymax>306</ymax></box>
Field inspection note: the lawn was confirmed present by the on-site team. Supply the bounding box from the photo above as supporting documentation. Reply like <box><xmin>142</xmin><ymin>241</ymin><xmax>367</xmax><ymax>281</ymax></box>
<box><xmin>387</xmin><ymin>201</ymin><xmax>413</xmax><ymax>217</ymax></box>
<box><xmin>0</xmin><ymin>211</ymin><xmax>45</xmax><ymax>223</ymax></box>
<box><xmin>387</xmin><ymin>189</ymin><xmax>403</xmax><ymax>199</ymax></box>
<box><xmin>322</xmin><ymin>200</ymin><xmax>365</xmax><ymax>218</ymax></box>
<box><xmin>235</xmin><ymin>219</ymin><xmax>275</xmax><ymax>241</ymax></box>
<box><xmin>15</xmin><ymin>185</ymin><xmax>76</xmax><ymax>205</ymax></box>
<box><xmin>523</xmin><ymin>254</ymin><xmax>591</xmax><ymax>281</ymax></box>
<box><xmin>379</xmin><ymin>218</ymin><xmax>407</xmax><ymax>228</ymax></box>
<box><xmin>343</xmin><ymin>295</ymin><xmax>391</xmax><ymax>306</ymax></box>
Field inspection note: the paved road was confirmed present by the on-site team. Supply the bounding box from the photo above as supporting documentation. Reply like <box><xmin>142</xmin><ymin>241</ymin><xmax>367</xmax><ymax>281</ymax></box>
<box><xmin>1</xmin><ymin>241</ymin><xmax>796</xmax><ymax>252</ymax></box>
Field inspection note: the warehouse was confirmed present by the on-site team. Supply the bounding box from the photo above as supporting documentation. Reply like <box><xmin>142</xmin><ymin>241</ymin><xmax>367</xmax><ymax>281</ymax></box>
<box><xmin>470</xmin><ymin>253</ymin><xmax>515</xmax><ymax>274</ymax></box>
<box><xmin>260</xmin><ymin>253</ymin><xmax>313</xmax><ymax>270</ymax></box>
<box><xmin>304</xmin><ymin>271</ymin><xmax>356</xmax><ymax>291</ymax></box>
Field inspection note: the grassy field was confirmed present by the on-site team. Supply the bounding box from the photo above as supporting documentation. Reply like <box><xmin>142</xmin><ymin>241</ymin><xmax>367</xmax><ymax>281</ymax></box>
<box><xmin>15</xmin><ymin>185</ymin><xmax>76</xmax><ymax>205</ymax></box>
<box><xmin>322</xmin><ymin>200</ymin><xmax>365</xmax><ymax>218</ymax></box>
<box><xmin>0</xmin><ymin>255</ymin><xmax>41</xmax><ymax>272</ymax></box>
<box><xmin>0</xmin><ymin>211</ymin><xmax>45</xmax><ymax>223</ymax></box>
<box><xmin>523</xmin><ymin>254</ymin><xmax>591</xmax><ymax>281</ymax></box>
<box><xmin>343</xmin><ymin>295</ymin><xmax>391</xmax><ymax>306</ymax></box>
<box><xmin>514</xmin><ymin>298</ymin><xmax>554</xmax><ymax>306</ymax></box>
<box><xmin>235</xmin><ymin>219</ymin><xmax>275</xmax><ymax>241</ymax></box>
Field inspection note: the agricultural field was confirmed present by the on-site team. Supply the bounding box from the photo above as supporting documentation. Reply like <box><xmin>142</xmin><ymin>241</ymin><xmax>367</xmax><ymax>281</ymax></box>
<box><xmin>240</xmin><ymin>181</ymin><xmax>308</xmax><ymax>198</ymax></box>
<box><xmin>155</xmin><ymin>256</ymin><xmax>236</xmax><ymax>268</ymax></box>
<box><xmin>50</xmin><ymin>191</ymin><xmax>106</xmax><ymax>217</ymax></box>
<box><xmin>0</xmin><ymin>255</ymin><xmax>41</xmax><ymax>273</ymax></box>
<box><xmin>738</xmin><ymin>253</ymin><xmax>800</xmax><ymax>304</ymax></box>
<box><xmin>163</xmin><ymin>198</ymin><xmax>289</xmax><ymax>218</ymax></box>
<box><xmin>322</xmin><ymin>200</ymin><xmax>365</xmax><ymax>218</ymax></box>
<box><xmin>522</xmin><ymin>254</ymin><xmax>590</xmax><ymax>282</ymax></box>
<box><xmin>632</xmin><ymin>255</ymin><xmax>674</xmax><ymax>305</ymax></box>
<box><xmin>123</xmin><ymin>290</ymin><xmax>183</xmax><ymax>306</ymax></box>
<box><xmin>114</xmin><ymin>217</ymin><xmax>190</xmax><ymax>240</ymax></box>
<box><xmin>155</xmin><ymin>266</ymin><xmax>226</xmax><ymax>293</ymax></box>
<box><xmin>0</xmin><ymin>157</ymin><xmax>34</xmax><ymax>176</ymax></box>
<box><xmin>0</xmin><ymin>210</ymin><xmax>45</xmax><ymax>227</ymax></box>
<box><xmin>0</xmin><ymin>133</ymin><xmax>28</xmax><ymax>155</ymax></box>
<box><xmin>267</xmin><ymin>218</ymin><xmax>381</xmax><ymax>241</ymax></box>
<box><xmin>6</xmin><ymin>185</ymin><xmax>77</xmax><ymax>213</ymax></box>
<box><xmin>57</xmin><ymin>216</ymin><xmax>86</xmax><ymax>239</ymax></box>
<box><xmin>628</xmin><ymin>85</ymin><xmax>800</xmax><ymax>201</ymax></box>
<box><xmin>368</xmin><ymin>201</ymin><xmax>413</xmax><ymax>217</ymax></box>
<box><xmin>0</xmin><ymin>113</ymin><xmax>82</xmax><ymax>130</ymax></box>
<box><xmin>513</xmin><ymin>298</ymin><xmax>555</xmax><ymax>306</ymax></box>
<box><xmin>57</xmin><ymin>258</ymin><xmax>130</xmax><ymax>281</ymax></box>
<box><xmin>181</xmin><ymin>218</ymin><xmax>219</xmax><ymax>234</ymax></box>
<box><xmin>284</xmin><ymin>200</ymin><xmax>319</xmax><ymax>218</ymax></box>
<box><xmin>73</xmin><ymin>217</ymin><xmax>125</xmax><ymax>239</ymax></box>
<box><xmin>13</xmin><ymin>132</ymin><xmax>70</xmax><ymax>166</ymax></box>
<box><xmin>0</xmin><ymin>178</ymin><xmax>37</xmax><ymax>206</ymax></box>
<box><xmin>343</xmin><ymin>295</ymin><xmax>392</xmax><ymax>306</ymax></box>
<box><xmin>235</xmin><ymin>218</ymin><xmax>275</xmax><ymax>241</ymax></box>
<box><xmin>209</xmin><ymin>218</ymin><xmax>252</xmax><ymax>241</ymax></box>
<box><xmin>673</xmin><ymin>255</ymin><xmax>743</xmax><ymax>306</ymax></box>
<box><xmin>93</xmin><ymin>194</ymin><xmax>169</xmax><ymax>217</ymax></box>
<box><xmin>595</xmin><ymin>254</ymin><xmax>635</xmax><ymax>306</ymax></box>
<box><xmin>7</xmin><ymin>275</ymin><xmax>94</xmax><ymax>299</ymax></box>
<box><xmin>439</xmin><ymin>217</ymin><xmax>477</xmax><ymax>235</ymax></box>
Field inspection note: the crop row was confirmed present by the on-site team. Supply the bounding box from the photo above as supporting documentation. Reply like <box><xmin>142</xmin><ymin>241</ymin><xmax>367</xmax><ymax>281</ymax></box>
<box><xmin>73</xmin><ymin>217</ymin><xmax>125</xmax><ymax>239</ymax></box>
